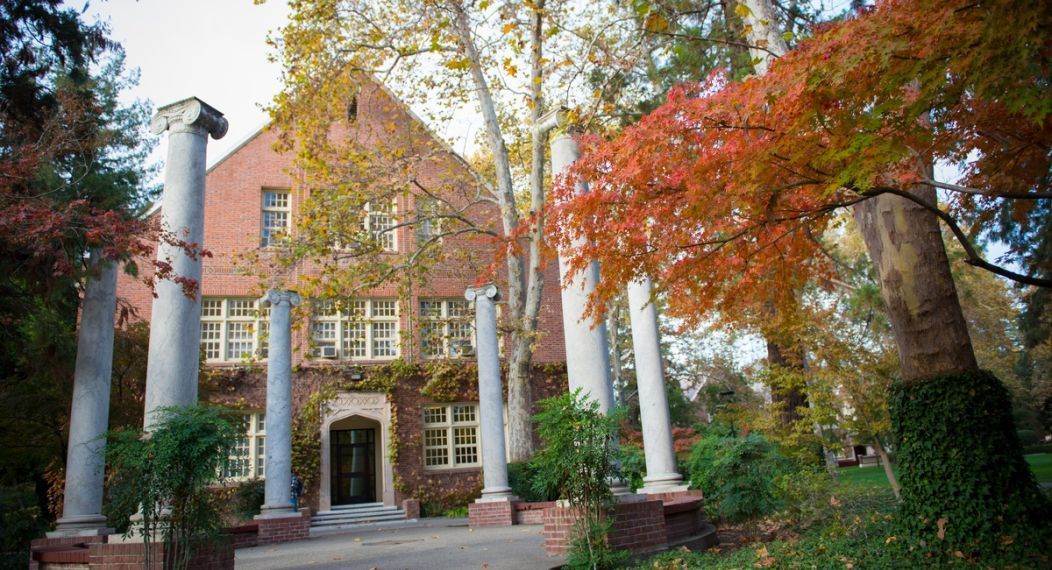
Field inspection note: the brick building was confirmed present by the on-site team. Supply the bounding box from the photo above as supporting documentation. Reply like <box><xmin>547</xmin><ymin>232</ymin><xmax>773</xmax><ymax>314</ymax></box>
<box><xmin>115</xmin><ymin>81</ymin><xmax>568</xmax><ymax>514</ymax></box>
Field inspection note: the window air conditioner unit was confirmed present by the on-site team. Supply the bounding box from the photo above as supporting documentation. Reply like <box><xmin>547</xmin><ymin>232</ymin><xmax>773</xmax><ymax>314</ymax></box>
<box><xmin>317</xmin><ymin>345</ymin><xmax>339</xmax><ymax>359</ymax></box>
<box><xmin>451</xmin><ymin>341</ymin><xmax>475</xmax><ymax>358</ymax></box>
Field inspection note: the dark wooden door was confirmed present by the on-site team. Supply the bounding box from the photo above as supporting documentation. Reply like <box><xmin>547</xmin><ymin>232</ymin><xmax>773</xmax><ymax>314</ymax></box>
<box><xmin>331</xmin><ymin>428</ymin><xmax>376</xmax><ymax>505</ymax></box>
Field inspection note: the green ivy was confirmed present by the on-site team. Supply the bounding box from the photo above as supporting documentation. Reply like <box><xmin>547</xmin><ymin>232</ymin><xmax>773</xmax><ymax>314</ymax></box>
<box><xmin>889</xmin><ymin>370</ymin><xmax>1052</xmax><ymax>563</ymax></box>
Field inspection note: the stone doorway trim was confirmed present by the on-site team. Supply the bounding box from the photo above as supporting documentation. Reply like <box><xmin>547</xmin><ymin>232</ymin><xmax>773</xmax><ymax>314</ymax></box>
<box><xmin>319</xmin><ymin>391</ymin><xmax>394</xmax><ymax>512</ymax></box>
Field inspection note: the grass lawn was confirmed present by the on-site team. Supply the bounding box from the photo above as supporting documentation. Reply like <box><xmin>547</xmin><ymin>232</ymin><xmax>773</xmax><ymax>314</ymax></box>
<box><xmin>836</xmin><ymin>453</ymin><xmax>1052</xmax><ymax>487</ymax></box>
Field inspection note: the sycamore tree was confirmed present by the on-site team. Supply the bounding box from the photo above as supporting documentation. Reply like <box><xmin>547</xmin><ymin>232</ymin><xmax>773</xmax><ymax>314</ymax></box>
<box><xmin>263</xmin><ymin>0</ymin><xmax>666</xmax><ymax>461</ymax></box>
<box><xmin>551</xmin><ymin>0</ymin><xmax>1050</xmax><ymax>558</ymax></box>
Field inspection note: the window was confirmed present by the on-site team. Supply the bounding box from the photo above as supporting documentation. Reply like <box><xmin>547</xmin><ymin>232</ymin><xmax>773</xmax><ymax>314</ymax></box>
<box><xmin>364</xmin><ymin>200</ymin><xmax>397</xmax><ymax>252</ymax></box>
<box><xmin>261</xmin><ymin>190</ymin><xmax>291</xmax><ymax>247</ymax></box>
<box><xmin>200</xmin><ymin>298</ymin><xmax>269</xmax><ymax>362</ymax></box>
<box><xmin>422</xmin><ymin>404</ymin><xmax>480</xmax><ymax>469</ymax></box>
<box><xmin>415</xmin><ymin>195</ymin><xmax>442</xmax><ymax>246</ymax></box>
<box><xmin>225</xmin><ymin>413</ymin><xmax>266</xmax><ymax>480</ymax></box>
<box><xmin>311</xmin><ymin>299</ymin><xmax>400</xmax><ymax>360</ymax></box>
<box><xmin>420</xmin><ymin>299</ymin><xmax>474</xmax><ymax>358</ymax></box>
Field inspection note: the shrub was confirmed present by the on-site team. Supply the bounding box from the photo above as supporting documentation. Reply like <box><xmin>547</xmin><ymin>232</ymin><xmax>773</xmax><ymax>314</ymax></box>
<box><xmin>232</xmin><ymin>479</ymin><xmax>265</xmax><ymax>521</ymax></box>
<box><xmin>772</xmin><ymin>467</ymin><xmax>838</xmax><ymax>527</ymax></box>
<box><xmin>618</xmin><ymin>444</ymin><xmax>646</xmax><ymax>492</ymax></box>
<box><xmin>685</xmin><ymin>427</ymin><xmax>792</xmax><ymax>523</ymax></box>
<box><xmin>507</xmin><ymin>462</ymin><xmax>557</xmax><ymax>503</ymax></box>
<box><xmin>0</xmin><ymin>484</ymin><xmax>49</xmax><ymax>568</ymax></box>
<box><xmin>530</xmin><ymin>389</ymin><xmax>628</xmax><ymax>569</ymax></box>
<box><xmin>106</xmin><ymin>405</ymin><xmax>240</xmax><ymax>570</ymax></box>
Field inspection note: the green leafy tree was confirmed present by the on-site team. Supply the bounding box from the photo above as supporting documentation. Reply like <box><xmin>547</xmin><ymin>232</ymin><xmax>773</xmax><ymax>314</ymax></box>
<box><xmin>530</xmin><ymin>390</ymin><xmax>628</xmax><ymax>569</ymax></box>
<box><xmin>106</xmin><ymin>405</ymin><xmax>239</xmax><ymax>569</ymax></box>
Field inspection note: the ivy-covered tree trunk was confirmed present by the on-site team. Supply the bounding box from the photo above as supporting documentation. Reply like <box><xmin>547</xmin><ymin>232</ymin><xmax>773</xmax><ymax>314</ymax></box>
<box><xmin>853</xmin><ymin>186</ymin><xmax>1050</xmax><ymax>557</ymax></box>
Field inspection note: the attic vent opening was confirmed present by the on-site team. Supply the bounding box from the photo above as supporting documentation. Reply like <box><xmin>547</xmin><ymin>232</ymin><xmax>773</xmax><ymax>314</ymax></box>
<box><xmin>348</xmin><ymin>96</ymin><xmax>358</xmax><ymax>121</ymax></box>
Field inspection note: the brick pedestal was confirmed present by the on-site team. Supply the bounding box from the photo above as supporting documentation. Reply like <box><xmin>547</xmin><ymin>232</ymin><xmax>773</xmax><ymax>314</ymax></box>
<box><xmin>255</xmin><ymin>508</ymin><xmax>311</xmax><ymax>545</ymax></box>
<box><xmin>542</xmin><ymin>499</ymin><xmax>667</xmax><ymax>556</ymax></box>
<box><xmin>468</xmin><ymin>499</ymin><xmax>516</xmax><ymax>527</ymax></box>
<box><xmin>29</xmin><ymin>535</ymin><xmax>234</xmax><ymax>570</ymax></box>
<box><xmin>402</xmin><ymin>498</ymin><xmax>421</xmax><ymax>520</ymax></box>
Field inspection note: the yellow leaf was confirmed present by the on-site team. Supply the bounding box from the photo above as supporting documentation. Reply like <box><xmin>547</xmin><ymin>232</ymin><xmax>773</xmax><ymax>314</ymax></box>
<box><xmin>735</xmin><ymin>4</ymin><xmax>753</xmax><ymax>18</ymax></box>
<box><xmin>502</xmin><ymin>22</ymin><xmax>516</xmax><ymax>34</ymax></box>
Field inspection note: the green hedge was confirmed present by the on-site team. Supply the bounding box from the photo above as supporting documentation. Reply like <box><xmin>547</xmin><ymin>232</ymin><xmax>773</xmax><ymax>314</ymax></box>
<box><xmin>889</xmin><ymin>370</ymin><xmax>1051</xmax><ymax>562</ymax></box>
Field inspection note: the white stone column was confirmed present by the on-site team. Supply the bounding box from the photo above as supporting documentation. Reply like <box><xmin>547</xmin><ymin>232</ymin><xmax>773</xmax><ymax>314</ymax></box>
<box><xmin>258</xmin><ymin>289</ymin><xmax>300</xmax><ymax>517</ymax></box>
<box><xmin>550</xmin><ymin>133</ymin><xmax>615</xmax><ymax>413</ymax></box>
<box><xmin>143</xmin><ymin>98</ymin><xmax>227</xmax><ymax>430</ymax></box>
<box><xmin>466</xmin><ymin>284</ymin><xmax>515</xmax><ymax>501</ymax></box>
<box><xmin>628</xmin><ymin>277</ymin><xmax>687</xmax><ymax>493</ymax></box>
<box><xmin>551</xmin><ymin>132</ymin><xmax>634</xmax><ymax>498</ymax></box>
<box><xmin>49</xmin><ymin>252</ymin><xmax>118</xmax><ymax>537</ymax></box>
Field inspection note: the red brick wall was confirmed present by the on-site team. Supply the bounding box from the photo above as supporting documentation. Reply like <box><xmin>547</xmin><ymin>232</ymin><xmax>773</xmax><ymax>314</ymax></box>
<box><xmin>467</xmin><ymin>500</ymin><xmax>515</xmax><ymax>528</ymax></box>
<box><xmin>85</xmin><ymin>540</ymin><xmax>233</xmax><ymax>570</ymax></box>
<box><xmin>202</xmin><ymin>363</ymin><xmax>568</xmax><ymax>512</ymax></box>
<box><xmin>256</xmin><ymin>509</ymin><xmax>311</xmax><ymax>546</ymax></box>
<box><xmin>114</xmin><ymin>78</ymin><xmax>567</xmax><ymax>365</ymax></box>
<box><xmin>542</xmin><ymin>500</ymin><xmax>668</xmax><ymax>557</ymax></box>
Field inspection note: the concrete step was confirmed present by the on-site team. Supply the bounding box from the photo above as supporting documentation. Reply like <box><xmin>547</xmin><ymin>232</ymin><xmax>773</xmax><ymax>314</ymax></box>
<box><xmin>311</xmin><ymin>503</ymin><xmax>409</xmax><ymax>527</ymax></box>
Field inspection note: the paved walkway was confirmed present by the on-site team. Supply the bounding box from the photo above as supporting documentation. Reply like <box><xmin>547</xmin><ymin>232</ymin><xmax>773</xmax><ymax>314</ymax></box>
<box><xmin>236</xmin><ymin>518</ymin><xmax>565</xmax><ymax>570</ymax></box>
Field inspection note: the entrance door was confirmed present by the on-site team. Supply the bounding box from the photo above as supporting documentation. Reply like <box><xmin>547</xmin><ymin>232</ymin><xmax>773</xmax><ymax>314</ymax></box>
<box><xmin>331</xmin><ymin>428</ymin><xmax>376</xmax><ymax>505</ymax></box>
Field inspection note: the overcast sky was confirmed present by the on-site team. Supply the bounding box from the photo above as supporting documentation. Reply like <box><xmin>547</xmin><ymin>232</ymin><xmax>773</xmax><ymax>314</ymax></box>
<box><xmin>79</xmin><ymin>0</ymin><xmax>291</xmax><ymax>169</ymax></box>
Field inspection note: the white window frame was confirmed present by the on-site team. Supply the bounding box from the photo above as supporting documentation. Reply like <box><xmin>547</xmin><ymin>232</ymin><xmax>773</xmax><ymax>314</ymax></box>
<box><xmin>422</xmin><ymin>403</ymin><xmax>480</xmax><ymax>470</ymax></box>
<box><xmin>225</xmin><ymin>412</ymin><xmax>266</xmax><ymax>481</ymax></box>
<box><xmin>311</xmin><ymin>299</ymin><xmax>400</xmax><ymax>361</ymax></box>
<box><xmin>200</xmin><ymin>298</ymin><xmax>269</xmax><ymax>363</ymax></box>
<box><xmin>261</xmin><ymin>189</ymin><xmax>291</xmax><ymax>248</ymax></box>
<box><xmin>364</xmin><ymin>200</ymin><xmax>397</xmax><ymax>253</ymax></box>
<box><xmin>419</xmin><ymin>299</ymin><xmax>474</xmax><ymax>358</ymax></box>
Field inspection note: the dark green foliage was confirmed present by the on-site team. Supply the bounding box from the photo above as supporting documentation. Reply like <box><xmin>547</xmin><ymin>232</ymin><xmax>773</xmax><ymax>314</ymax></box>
<box><xmin>507</xmin><ymin>462</ymin><xmax>557</xmax><ymax>503</ymax></box>
<box><xmin>637</xmin><ymin>487</ymin><xmax>906</xmax><ymax>569</ymax></box>
<box><xmin>232</xmin><ymin>479</ymin><xmax>265</xmax><ymax>521</ymax></box>
<box><xmin>0</xmin><ymin>484</ymin><xmax>49</xmax><ymax>568</ymax></box>
<box><xmin>530</xmin><ymin>389</ymin><xmax>628</xmax><ymax>569</ymax></box>
<box><xmin>106</xmin><ymin>405</ymin><xmax>239</xmax><ymax>570</ymax></box>
<box><xmin>618</xmin><ymin>444</ymin><xmax>646</xmax><ymax>492</ymax></box>
<box><xmin>889</xmin><ymin>370</ymin><xmax>1052</xmax><ymax>562</ymax></box>
<box><xmin>685</xmin><ymin>426</ymin><xmax>792</xmax><ymax>522</ymax></box>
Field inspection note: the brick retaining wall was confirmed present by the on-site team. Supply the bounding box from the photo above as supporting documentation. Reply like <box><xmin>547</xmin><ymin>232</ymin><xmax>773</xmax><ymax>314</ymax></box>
<box><xmin>256</xmin><ymin>508</ymin><xmax>311</xmax><ymax>546</ymax></box>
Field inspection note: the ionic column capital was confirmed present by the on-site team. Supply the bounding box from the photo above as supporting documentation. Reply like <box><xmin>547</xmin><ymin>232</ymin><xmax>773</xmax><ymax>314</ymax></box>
<box><xmin>261</xmin><ymin>289</ymin><xmax>301</xmax><ymax>308</ymax></box>
<box><xmin>150</xmin><ymin>97</ymin><xmax>228</xmax><ymax>139</ymax></box>
<box><xmin>465</xmin><ymin>283</ymin><xmax>499</xmax><ymax>302</ymax></box>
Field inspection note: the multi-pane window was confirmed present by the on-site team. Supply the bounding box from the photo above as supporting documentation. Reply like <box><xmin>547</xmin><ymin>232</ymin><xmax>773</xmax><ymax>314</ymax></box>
<box><xmin>224</xmin><ymin>413</ymin><xmax>266</xmax><ymax>480</ymax></box>
<box><xmin>311</xmin><ymin>299</ymin><xmax>400</xmax><ymax>360</ymax></box>
<box><xmin>261</xmin><ymin>190</ymin><xmax>291</xmax><ymax>247</ymax></box>
<box><xmin>415</xmin><ymin>196</ymin><xmax>441</xmax><ymax>246</ymax></box>
<box><xmin>200</xmin><ymin>298</ymin><xmax>269</xmax><ymax>362</ymax></box>
<box><xmin>364</xmin><ymin>201</ymin><xmax>397</xmax><ymax>252</ymax></box>
<box><xmin>422</xmin><ymin>404</ymin><xmax>480</xmax><ymax>469</ymax></box>
<box><xmin>420</xmin><ymin>299</ymin><xmax>474</xmax><ymax>358</ymax></box>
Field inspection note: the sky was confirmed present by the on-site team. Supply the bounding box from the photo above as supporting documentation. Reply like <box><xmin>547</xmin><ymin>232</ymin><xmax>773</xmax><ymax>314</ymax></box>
<box><xmin>78</xmin><ymin>0</ymin><xmax>292</xmax><ymax>170</ymax></box>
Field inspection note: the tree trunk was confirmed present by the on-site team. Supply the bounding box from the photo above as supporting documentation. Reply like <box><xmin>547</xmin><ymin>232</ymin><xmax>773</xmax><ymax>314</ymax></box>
<box><xmin>872</xmin><ymin>435</ymin><xmax>900</xmax><ymax>499</ymax></box>
<box><xmin>450</xmin><ymin>1</ymin><xmax>545</xmax><ymax>462</ymax></box>
<box><xmin>505</xmin><ymin>0</ymin><xmax>548</xmax><ymax>463</ymax></box>
<box><xmin>765</xmin><ymin>337</ymin><xmax>808</xmax><ymax>427</ymax></box>
<box><xmin>851</xmin><ymin>187</ymin><xmax>977</xmax><ymax>380</ymax></box>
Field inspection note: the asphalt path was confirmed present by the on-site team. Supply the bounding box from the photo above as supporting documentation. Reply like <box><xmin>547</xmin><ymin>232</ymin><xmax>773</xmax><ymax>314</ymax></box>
<box><xmin>235</xmin><ymin>518</ymin><xmax>565</xmax><ymax>570</ymax></box>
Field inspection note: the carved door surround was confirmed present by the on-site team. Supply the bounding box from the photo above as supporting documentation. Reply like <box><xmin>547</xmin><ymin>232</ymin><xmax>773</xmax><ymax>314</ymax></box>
<box><xmin>318</xmin><ymin>391</ymin><xmax>394</xmax><ymax>512</ymax></box>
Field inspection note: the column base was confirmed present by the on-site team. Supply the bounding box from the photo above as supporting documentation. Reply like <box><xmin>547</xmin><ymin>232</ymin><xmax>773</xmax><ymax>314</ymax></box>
<box><xmin>48</xmin><ymin>515</ymin><xmax>113</xmax><ymax>538</ymax></box>
<box><xmin>256</xmin><ymin>504</ymin><xmax>299</xmax><ymax>520</ymax></box>
<box><xmin>640</xmin><ymin>473</ymin><xmax>689</xmax><ymax>494</ymax></box>
<box><xmin>477</xmin><ymin>487</ymin><xmax>517</xmax><ymax>502</ymax></box>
